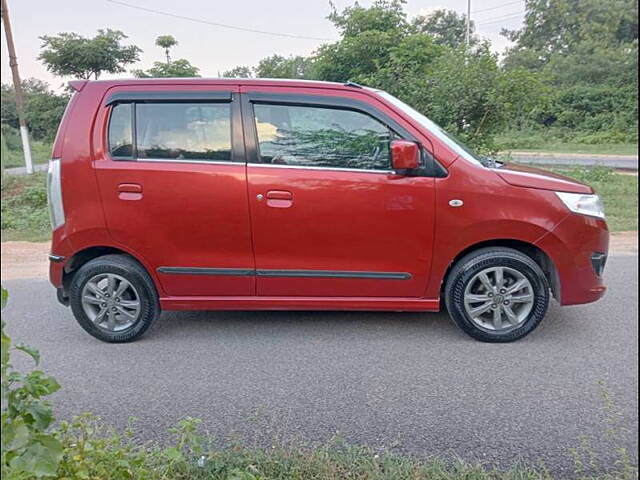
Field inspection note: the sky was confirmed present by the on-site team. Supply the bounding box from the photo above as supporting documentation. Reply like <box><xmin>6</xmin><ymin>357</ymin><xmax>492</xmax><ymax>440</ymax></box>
<box><xmin>1</xmin><ymin>0</ymin><xmax>525</xmax><ymax>89</ymax></box>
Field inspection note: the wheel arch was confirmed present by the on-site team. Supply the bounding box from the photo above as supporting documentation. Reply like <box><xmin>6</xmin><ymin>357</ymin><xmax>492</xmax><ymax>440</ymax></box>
<box><xmin>440</xmin><ymin>239</ymin><xmax>561</xmax><ymax>304</ymax></box>
<box><xmin>61</xmin><ymin>245</ymin><xmax>160</xmax><ymax>300</ymax></box>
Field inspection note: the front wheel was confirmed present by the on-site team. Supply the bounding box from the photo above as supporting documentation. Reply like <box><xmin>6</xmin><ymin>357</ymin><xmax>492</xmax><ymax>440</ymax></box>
<box><xmin>445</xmin><ymin>247</ymin><xmax>550</xmax><ymax>342</ymax></box>
<box><xmin>69</xmin><ymin>254</ymin><xmax>160</xmax><ymax>343</ymax></box>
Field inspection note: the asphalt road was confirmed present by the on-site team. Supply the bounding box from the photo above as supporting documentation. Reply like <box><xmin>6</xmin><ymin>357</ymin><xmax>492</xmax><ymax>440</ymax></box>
<box><xmin>3</xmin><ymin>255</ymin><xmax>638</xmax><ymax>477</ymax></box>
<box><xmin>509</xmin><ymin>152</ymin><xmax>638</xmax><ymax>171</ymax></box>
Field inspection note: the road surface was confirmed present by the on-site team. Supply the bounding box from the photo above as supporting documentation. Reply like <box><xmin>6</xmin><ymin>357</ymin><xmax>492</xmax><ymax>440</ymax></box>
<box><xmin>508</xmin><ymin>152</ymin><xmax>638</xmax><ymax>171</ymax></box>
<box><xmin>2</xmin><ymin>255</ymin><xmax>638</xmax><ymax>477</ymax></box>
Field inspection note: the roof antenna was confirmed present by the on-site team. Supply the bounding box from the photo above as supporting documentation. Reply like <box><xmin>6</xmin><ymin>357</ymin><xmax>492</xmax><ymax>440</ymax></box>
<box><xmin>344</xmin><ymin>81</ymin><xmax>363</xmax><ymax>88</ymax></box>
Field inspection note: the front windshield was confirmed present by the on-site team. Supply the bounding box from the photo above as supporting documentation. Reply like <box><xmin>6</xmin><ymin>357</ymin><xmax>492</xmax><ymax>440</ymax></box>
<box><xmin>374</xmin><ymin>90</ymin><xmax>486</xmax><ymax>168</ymax></box>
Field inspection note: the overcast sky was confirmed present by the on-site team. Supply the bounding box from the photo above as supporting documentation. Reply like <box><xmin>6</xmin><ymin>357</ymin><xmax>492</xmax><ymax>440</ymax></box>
<box><xmin>1</xmin><ymin>0</ymin><xmax>525</xmax><ymax>89</ymax></box>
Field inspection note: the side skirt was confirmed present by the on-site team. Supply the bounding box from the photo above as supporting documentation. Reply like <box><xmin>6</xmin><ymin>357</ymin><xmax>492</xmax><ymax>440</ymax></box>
<box><xmin>160</xmin><ymin>296</ymin><xmax>441</xmax><ymax>312</ymax></box>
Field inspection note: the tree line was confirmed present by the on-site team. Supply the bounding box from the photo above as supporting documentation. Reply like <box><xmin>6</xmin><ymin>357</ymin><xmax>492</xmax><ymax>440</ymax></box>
<box><xmin>1</xmin><ymin>0</ymin><xmax>637</xmax><ymax>151</ymax></box>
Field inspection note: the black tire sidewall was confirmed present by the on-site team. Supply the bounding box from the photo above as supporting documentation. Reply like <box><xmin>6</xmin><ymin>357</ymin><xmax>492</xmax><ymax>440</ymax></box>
<box><xmin>69</xmin><ymin>256</ymin><xmax>159</xmax><ymax>343</ymax></box>
<box><xmin>446</xmin><ymin>250</ymin><xmax>550</xmax><ymax>343</ymax></box>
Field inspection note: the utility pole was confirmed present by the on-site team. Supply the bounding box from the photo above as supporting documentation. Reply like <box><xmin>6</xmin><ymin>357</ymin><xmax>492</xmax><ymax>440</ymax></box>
<box><xmin>465</xmin><ymin>0</ymin><xmax>471</xmax><ymax>47</ymax></box>
<box><xmin>1</xmin><ymin>0</ymin><xmax>33</xmax><ymax>174</ymax></box>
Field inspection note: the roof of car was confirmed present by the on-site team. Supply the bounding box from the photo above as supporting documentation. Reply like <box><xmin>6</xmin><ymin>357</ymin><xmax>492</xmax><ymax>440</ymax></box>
<box><xmin>79</xmin><ymin>78</ymin><xmax>366</xmax><ymax>91</ymax></box>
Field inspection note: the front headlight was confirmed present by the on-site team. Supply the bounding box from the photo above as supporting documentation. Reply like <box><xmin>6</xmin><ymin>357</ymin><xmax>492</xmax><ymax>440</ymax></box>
<box><xmin>556</xmin><ymin>192</ymin><xmax>605</xmax><ymax>219</ymax></box>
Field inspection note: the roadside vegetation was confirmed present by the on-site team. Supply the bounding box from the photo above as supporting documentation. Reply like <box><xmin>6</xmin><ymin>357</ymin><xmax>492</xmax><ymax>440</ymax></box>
<box><xmin>1</xmin><ymin>167</ymin><xmax>635</xmax><ymax>243</ymax></box>
<box><xmin>1</xmin><ymin>287</ymin><xmax>637</xmax><ymax>480</ymax></box>
<box><xmin>495</xmin><ymin>131</ymin><xmax>638</xmax><ymax>156</ymax></box>
<box><xmin>1</xmin><ymin>172</ymin><xmax>50</xmax><ymax>242</ymax></box>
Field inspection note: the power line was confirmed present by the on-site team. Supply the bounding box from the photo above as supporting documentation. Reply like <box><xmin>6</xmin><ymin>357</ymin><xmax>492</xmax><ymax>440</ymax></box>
<box><xmin>105</xmin><ymin>0</ymin><xmax>336</xmax><ymax>42</ymax></box>
<box><xmin>473</xmin><ymin>0</ymin><xmax>523</xmax><ymax>14</ymax></box>
<box><xmin>477</xmin><ymin>11</ymin><xmax>526</xmax><ymax>25</ymax></box>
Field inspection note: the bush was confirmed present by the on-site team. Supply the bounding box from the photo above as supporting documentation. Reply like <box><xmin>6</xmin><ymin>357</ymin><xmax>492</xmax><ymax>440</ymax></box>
<box><xmin>1</xmin><ymin>172</ymin><xmax>51</xmax><ymax>240</ymax></box>
<box><xmin>1</xmin><ymin>287</ymin><xmax>64</xmax><ymax>479</ymax></box>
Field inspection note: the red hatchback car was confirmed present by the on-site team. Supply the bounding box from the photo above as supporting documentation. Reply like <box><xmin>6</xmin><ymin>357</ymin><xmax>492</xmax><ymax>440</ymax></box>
<box><xmin>47</xmin><ymin>78</ymin><xmax>609</xmax><ymax>343</ymax></box>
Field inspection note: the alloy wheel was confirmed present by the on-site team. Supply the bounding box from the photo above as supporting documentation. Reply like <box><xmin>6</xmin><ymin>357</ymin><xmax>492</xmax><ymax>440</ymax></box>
<box><xmin>463</xmin><ymin>266</ymin><xmax>535</xmax><ymax>332</ymax></box>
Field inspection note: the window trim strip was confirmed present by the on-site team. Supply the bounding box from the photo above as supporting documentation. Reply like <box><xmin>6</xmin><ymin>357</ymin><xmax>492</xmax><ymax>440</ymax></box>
<box><xmin>248</xmin><ymin>163</ymin><xmax>397</xmax><ymax>175</ymax></box>
<box><xmin>137</xmin><ymin>158</ymin><xmax>240</xmax><ymax>166</ymax></box>
<box><xmin>105</xmin><ymin>91</ymin><xmax>232</xmax><ymax>106</ymax></box>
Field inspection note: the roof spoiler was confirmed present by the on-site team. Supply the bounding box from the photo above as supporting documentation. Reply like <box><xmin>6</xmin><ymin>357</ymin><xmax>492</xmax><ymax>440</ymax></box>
<box><xmin>68</xmin><ymin>80</ymin><xmax>88</xmax><ymax>92</ymax></box>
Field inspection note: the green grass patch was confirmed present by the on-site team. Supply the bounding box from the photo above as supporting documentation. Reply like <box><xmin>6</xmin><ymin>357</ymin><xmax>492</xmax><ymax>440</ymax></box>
<box><xmin>547</xmin><ymin>167</ymin><xmax>638</xmax><ymax>232</ymax></box>
<box><xmin>1</xmin><ymin>127</ymin><xmax>53</xmax><ymax>171</ymax></box>
<box><xmin>1</xmin><ymin>171</ymin><xmax>51</xmax><ymax>242</ymax></box>
<box><xmin>495</xmin><ymin>130</ymin><xmax>638</xmax><ymax>156</ymax></box>
<box><xmin>0</xmin><ymin>138</ymin><xmax>52</xmax><ymax>169</ymax></box>
<box><xmin>52</xmin><ymin>418</ymin><xmax>565</xmax><ymax>480</ymax></box>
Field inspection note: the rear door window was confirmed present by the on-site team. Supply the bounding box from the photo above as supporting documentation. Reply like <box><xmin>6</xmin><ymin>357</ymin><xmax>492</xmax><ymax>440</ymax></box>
<box><xmin>108</xmin><ymin>102</ymin><xmax>232</xmax><ymax>162</ymax></box>
<box><xmin>108</xmin><ymin>103</ymin><xmax>133</xmax><ymax>158</ymax></box>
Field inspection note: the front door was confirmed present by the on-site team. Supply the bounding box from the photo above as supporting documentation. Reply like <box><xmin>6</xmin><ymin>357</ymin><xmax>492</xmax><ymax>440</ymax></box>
<box><xmin>94</xmin><ymin>85</ymin><xmax>255</xmax><ymax>296</ymax></box>
<box><xmin>242</xmin><ymin>89</ymin><xmax>436</xmax><ymax>297</ymax></box>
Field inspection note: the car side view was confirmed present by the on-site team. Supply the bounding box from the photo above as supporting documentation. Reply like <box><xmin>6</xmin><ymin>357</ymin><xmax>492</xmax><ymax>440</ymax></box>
<box><xmin>47</xmin><ymin>78</ymin><xmax>609</xmax><ymax>343</ymax></box>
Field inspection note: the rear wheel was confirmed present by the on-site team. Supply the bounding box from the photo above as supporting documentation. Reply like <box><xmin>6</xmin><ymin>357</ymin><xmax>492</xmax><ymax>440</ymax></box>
<box><xmin>69</xmin><ymin>254</ymin><xmax>159</xmax><ymax>342</ymax></box>
<box><xmin>445</xmin><ymin>247</ymin><xmax>550</xmax><ymax>342</ymax></box>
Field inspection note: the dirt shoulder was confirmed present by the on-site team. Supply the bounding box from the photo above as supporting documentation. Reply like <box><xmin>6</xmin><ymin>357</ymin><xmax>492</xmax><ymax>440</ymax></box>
<box><xmin>2</xmin><ymin>241</ymin><xmax>51</xmax><ymax>280</ymax></box>
<box><xmin>2</xmin><ymin>233</ymin><xmax>637</xmax><ymax>281</ymax></box>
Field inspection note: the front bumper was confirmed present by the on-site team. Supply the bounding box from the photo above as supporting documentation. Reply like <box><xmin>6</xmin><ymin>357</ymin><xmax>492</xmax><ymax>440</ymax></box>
<box><xmin>536</xmin><ymin>213</ymin><xmax>609</xmax><ymax>306</ymax></box>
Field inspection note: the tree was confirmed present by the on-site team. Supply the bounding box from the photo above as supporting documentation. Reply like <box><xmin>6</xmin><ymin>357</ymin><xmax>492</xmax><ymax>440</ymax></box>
<box><xmin>502</xmin><ymin>0</ymin><xmax>638</xmax><ymax>68</ymax></box>
<box><xmin>412</xmin><ymin>9</ymin><xmax>477</xmax><ymax>48</ymax></box>
<box><xmin>38</xmin><ymin>29</ymin><xmax>141</xmax><ymax>80</ymax></box>
<box><xmin>1</xmin><ymin>79</ymin><xmax>70</xmax><ymax>141</ymax></box>
<box><xmin>254</xmin><ymin>55</ymin><xmax>313</xmax><ymax>78</ymax></box>
<box><xmin>155</xmin><ymin>35</ymin><xmax>178</xmax><ymax>63</ymax></box>
<box><xmin>220</xmin><ymin>0</ymin><xmax>546</xmax><ymax>150</ymax></box>
<box><xmin>222</xmin><ymin>66</ymin><xmax>253</xmax><ymax>78</ymax></box>
<box><xmin>133</xmin><ymin>35</ymin><xmax>199</xmax><ymax>78</ymax></box>
<box><xmin>502</xmin><ymin>0</ymin><xmax>638</xmax><ymax>137</ymax></box>
<box><xmin>132</xmin><ymin>59</ymin><xmax>200</xmax><ymax>78</ymax></box>
<box><xmin>328</xmin><ymin>0</ymin><xmax>408</xmax><ymax>38</ymax></box>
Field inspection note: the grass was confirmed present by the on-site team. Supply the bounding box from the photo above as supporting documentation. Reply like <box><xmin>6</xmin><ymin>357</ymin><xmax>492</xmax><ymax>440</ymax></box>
<box><xmin>55</xmin><ymin>419</ymin><xmax>565</xmax><ymax>480</ymax></box>
<box><xmin>1</xmin><ymin>128</ymin><xmax>53</xmax><ymax>170</ymax></box>
<box><xmin>495</xmin><ymin>130</ymin><xmax>638</xmax><ymax>156</ymax></box>
<box><xmin>1</xmin><ymin>171</ymin><xmax>51</xmax><ymax>242</ymax></box>
<box><xmin>0</xmin><ymin>138</ymin><xmax>52</xmax><ymax>169</ymax></box>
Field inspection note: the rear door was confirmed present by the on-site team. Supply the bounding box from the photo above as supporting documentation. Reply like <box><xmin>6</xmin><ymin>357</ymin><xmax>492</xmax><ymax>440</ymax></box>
<box><xmin>94</xmin><ymin>84</ymin><xmax>255</xmax><ymax>296</ymax></box>
<box><xmin>241</xmin><ymin>87</ymin><xmax>436</xmax><ymax>297</ymax></box>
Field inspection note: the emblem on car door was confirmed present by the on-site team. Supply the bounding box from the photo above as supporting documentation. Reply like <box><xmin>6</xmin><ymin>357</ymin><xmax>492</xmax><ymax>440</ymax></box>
<box><xmin>449</xmin><ymin>199</ymin><xmax>464</xmax><ymax>207</ymax></box>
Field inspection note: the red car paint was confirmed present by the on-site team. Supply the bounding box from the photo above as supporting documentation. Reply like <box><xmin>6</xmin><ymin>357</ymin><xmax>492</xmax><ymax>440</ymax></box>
<box><xmin>49</xmin><ymin>78</ymin><xmax>608</xmax><ymax>312</ymax></box>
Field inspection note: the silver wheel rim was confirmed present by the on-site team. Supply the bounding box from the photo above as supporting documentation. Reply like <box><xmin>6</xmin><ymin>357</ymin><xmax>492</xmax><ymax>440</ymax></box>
<box><xmin>81</xmin><ymin>273</ymin><xmax>141</xmax><ymax>332</ymax></box>
<box><xmin>463</xmin><ymin>266</ymin><xmax>535</xmax><ymax>332</ymax></box>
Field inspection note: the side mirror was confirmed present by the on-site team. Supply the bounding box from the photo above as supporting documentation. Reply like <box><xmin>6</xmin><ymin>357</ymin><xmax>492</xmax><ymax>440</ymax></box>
<box><xmin>391</xmin><ymin>140</ymin><xmax>420</xmax><ymax>171</ymax></box>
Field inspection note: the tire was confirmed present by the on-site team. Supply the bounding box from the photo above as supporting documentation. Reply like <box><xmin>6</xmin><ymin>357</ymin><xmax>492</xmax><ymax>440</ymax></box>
<box><xmin>445</xmin><ymin>247</ymin><xmax>550</xmax><ymax>343</ymax></box>
<box><xmin>69</xmin><ymin>254</ymin><xmax>160</xmax><ymax>343</ymax></box>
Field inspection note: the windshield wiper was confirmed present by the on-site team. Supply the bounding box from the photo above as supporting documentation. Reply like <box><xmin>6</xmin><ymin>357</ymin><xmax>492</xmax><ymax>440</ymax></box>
<box><xmin>481</xmin><ymin>156</ymin><xmax>504</xmax><ymax>169</ymax></box>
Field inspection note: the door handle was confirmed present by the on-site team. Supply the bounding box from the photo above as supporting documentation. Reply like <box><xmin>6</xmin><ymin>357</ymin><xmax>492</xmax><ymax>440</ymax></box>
<box><xmin>265</xmin><ymin>190</ymin><xmax>293</xmax><ymax>208</ymax></box>
<box><xmin>118</xmin><ymin>183</ymin><xmax>143</xmax><ymax>200</ymax></box>
<box><xmin>266</xmin><ymin>190</ymin><xmax>292</xmax><ymax>200</ymax></box>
